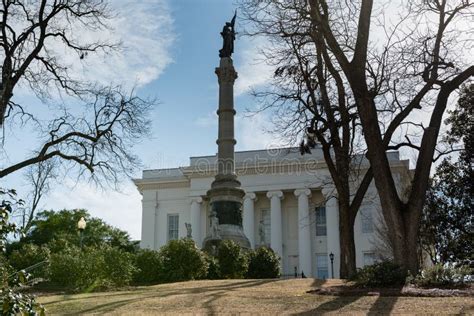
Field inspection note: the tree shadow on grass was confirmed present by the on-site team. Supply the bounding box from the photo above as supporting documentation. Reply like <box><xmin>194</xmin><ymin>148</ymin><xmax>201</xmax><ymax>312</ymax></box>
<box><xmin>42</xmin><ymin>289</ymin><xmax>150</xmax><ymax>306</ymax></box>
<box><xmin>185</xmin><ymin>279</ymin><xmax>277</xmax><ymax>314</ymax></box>
<box><xmin>47</xmin><ymin>279</ymin><xmax>277</xmax><ymax>314</ymax></box>
<box><xmin>296</xmin><ymin>295</ymin><xmax>362</xmax><ymax>315</ymax></box>
<box><xmin>44</xmin><ymin>280</ymin><xmax>270</xmax><ymax>305</ymax></box>
<box><xmin>74</xmin><ymin>296</ymin><xmax>154</xmax><ymax>314</ymax></box>
<box><xmin>296</xmin><ymin>280</ymin><xmax>402</xmax><ymax>315</ymax></box>
<box><xmin>366</xmin><ymin>286</ymin><xmax>402</xmax><ymax>315</ymax></box>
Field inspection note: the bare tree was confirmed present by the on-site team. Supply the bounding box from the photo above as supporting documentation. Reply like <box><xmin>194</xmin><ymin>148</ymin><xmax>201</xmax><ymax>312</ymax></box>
<box><xmin>304</xmin><ymin>0</ymin><xmax>473</xmax><ymax>273</ymax></box>
<box><xmin>16</xmin><ymin>159</ymin><xmax>57</xmax><ymax>233</ymax></box>
<box><xmin>0</xmin><ymin>0</ymin><xmax>116</xmax><ymax>127</ymax></box>
<box><xmin>241</xmin><ymin>0</ymin><xmax>473</xmax><ymax>274</ymax></box>
<box><xmin>1</xmin><ymin>86</ymin><xmax>153</xmax><ymax>182</ymax></box>
<box><xmin>240</xmin><ymin>0</ymin><xmax>374</xmax><ymax>278</ymax></box>
<box><xmin>0</xmin><ymin>1</ymin><xmax>154</xmax><ymax>187</ymax></box>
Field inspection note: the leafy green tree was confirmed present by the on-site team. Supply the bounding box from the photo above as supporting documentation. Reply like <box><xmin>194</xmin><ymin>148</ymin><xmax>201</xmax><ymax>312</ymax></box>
<box><xmin>217</xmin><ymin>240</ymin><xmax>248</xmax><ymax>279</ymax></box>
<box><xmin>12</xmin><ymin>209</ymin><xmax>137</xmax><ymax>253</ymax></box>
<box><xmin>158</xmin><ymin>239</ymin><xmax>208</xmax><ymax>283</ymax></box>
<box><xmin>420</xmin><ymin>84</ymin><xmax>473</xmax><ymax>264</ymax></box>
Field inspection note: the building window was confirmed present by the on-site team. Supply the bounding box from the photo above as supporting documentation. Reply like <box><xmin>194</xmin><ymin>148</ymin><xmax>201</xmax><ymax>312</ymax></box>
<box><xmin>360</xmin><ymin>208</ymin><xmax>374</xmax><ymax>233</ymax></box>
<box><xmin>363</xmin><ymin>252</ymin><xmax>376</xmax><ymax>266</ymax></box>
<box><xmin>167</xmin><ymin>214</ymin><xmax>179</xmax><ymax>241</ymax></box>
<box><xmin>315</xmin><ymin>206</ymin><xmax>327</xmax><ymax>236</ymax></box>
<box><xmin>316</xmin><ymin>254</ymin><xmax>329</xmax><ymax>279</ymax></box>
<box><xmin>259</xmin><ymin>209</ymin><xmax>271</xmax><ymax>245</ymax></box>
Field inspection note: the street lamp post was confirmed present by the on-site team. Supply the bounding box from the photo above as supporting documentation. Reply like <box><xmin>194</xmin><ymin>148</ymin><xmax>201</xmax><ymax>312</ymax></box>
<box><xmin>329</xmin><ymin>252</ymin><xmax>335</xmax><ymax>279</ymax></box>
<box><xmin>77</xmin><ymin>217</ymin><xmax>87</xmax><ymax>249</ymax></box>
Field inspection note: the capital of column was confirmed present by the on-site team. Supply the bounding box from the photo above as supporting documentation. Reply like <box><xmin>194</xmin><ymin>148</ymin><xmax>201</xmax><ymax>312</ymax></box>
<box><xmin>215</xmin><ymin>66</ymin><xmax>238</xmax><ymax>84</ymax></box>
<box><xmin>244</xmin><ymin>192</ymin><xmax>257</xmax><ymax>201</ymax></box>
<box><xmin>266</xmin><ymin>190</ymin><xmax>284</xmax><ymax>200</ymax></box>
<box><xmin>190</xmin><ymin>196</ymin><xmax>203</xmax><ymax>204</ymax></box>
<box><xmin>294</xmin><ymin>189</ymin><xmax>312</xmax><ymax>198</ymax></box>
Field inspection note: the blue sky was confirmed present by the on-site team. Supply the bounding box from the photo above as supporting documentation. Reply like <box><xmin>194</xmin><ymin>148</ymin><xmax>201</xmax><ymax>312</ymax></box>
<box><xmin>2</xmin><ymin>0</ymin><xmax>277</xmax><ymax>239</ymax></box>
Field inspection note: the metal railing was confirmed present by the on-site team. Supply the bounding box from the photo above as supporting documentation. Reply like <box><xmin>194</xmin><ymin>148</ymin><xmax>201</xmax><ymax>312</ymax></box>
<box><xmin>8</xmin><ymin>260</ymin><xmax>48</xmax><ymax>286</ymax></box>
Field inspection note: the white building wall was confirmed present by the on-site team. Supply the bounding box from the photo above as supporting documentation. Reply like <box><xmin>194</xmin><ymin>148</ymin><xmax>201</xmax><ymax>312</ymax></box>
<box><xmin>141</xmin><ymin>187</ymin><xmax>190</xmax><ymax>250</ymax></box>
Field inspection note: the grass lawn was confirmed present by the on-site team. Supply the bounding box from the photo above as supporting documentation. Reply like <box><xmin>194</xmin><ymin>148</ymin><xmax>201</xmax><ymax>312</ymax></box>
<box><xmin>38</xmin><ymin>279</ymin><xmax>474</xmax><ymax>315</ymax></box>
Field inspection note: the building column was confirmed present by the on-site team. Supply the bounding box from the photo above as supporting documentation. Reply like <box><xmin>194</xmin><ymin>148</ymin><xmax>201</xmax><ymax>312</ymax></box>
<box><xmin>266</xmin><ymin>190</ymin><xmax>284</xmax><ymax>260</ymax></box>
<box><xmin>295</xmin><ymin>189</ymin><xmax>312</xmax><ymax>277</ymax></box>
<box><xmin>243</xmin><ymin>193</ymin><xmax>257</xmax><ymax>248</ymax></box>
<box><xmin>190</xmin><ymin>197</ymin><xmax>203</xmax><ymax>247</ymax></box>
<box><xmin>323</xmin><ymin>189</ymin><xmax>340</xmax><ymax>278</ymax></box>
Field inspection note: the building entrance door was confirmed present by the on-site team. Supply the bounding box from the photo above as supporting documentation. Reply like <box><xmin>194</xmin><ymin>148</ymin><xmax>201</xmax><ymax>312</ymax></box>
<box><xmin>315</xmin><ymin>254</ymin><xmax>329</xmax><ymax>279</ymax></box>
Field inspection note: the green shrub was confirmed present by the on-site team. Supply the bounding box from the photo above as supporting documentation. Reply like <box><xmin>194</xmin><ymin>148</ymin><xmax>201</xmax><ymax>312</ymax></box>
<box><xmin>246</xmin><ymin>246</ymin><xmax>280</xmax><ymax>279</ymax></box>
<box><xmin>8</xmin><ymin>243</ymin><xmax>50</xmax><ymax>279</ymax></box>
<box><xmin>204</xmin><ymin>254</ymin><xmax>221</xmax><ymax>280</ymax></box>
<box><xmin>159</xmin><ymin>239</ymin><xmax>208</xmax><ymax>282</ymax></box>
<box><xmin>49</xmin><ymin>246</ymin><xmax>101</xmax><ymax>291</ymax></box>
<box><xmin>412</xmin><ymin>264</ymin><xmax>472</xmax><ymax>288</ymax></box>
<box><xmin>133</xmin><ymin>249</ymin><xmax>162</xmax><ymax>284</ymax></box>
<box><xmin>353</xmin><ymin>261</ymin><xmax>406</xmax><ymax>287</ymax></box>
<box><xmin>217</xmin><ymin>240</ymin><xmax>248</xmax><ymax>279</ymax></box>
<box><xmin>49</xmin><ymin>246</ymin><xmax>135</xmax><ymax>291</ymax></box>
<box><xmin>101</xmin><ymin>247</ymin><xmax>136</xmax><ymax>288</ymax></box>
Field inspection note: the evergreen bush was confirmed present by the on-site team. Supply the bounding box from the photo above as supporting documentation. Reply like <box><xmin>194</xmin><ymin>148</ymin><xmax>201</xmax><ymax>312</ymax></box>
<box><xmin>158</xmin><ymin>238</ymin><xmax>208</xmax><ymax>282</ymax></box>
<box><xmin>9</xmin><ymin>243</ymin><xmax>50</xmax><ymax>279</ymax></box>
<box><xmin>352</xmin><ymin>261</ymin><xmax>406</xmax><ymax>287</ymax></box>
<box><xmin>204</xmin><ymin>254</ymin><xmax>221</xmax><ymax>280</ymax></box>
<box><xmin>217</xmin><ymin>240</ymin><xmax>248</xmax><ymax>279</ymax></box>
<box><xmin>133</xmin><ymin>249</ymin><xmax>162</xmax><ymax>284</ymax></box>
<box><xmin>246</xmin><ymin>246</ymin><xmax>280</xmax><ymax>279</ymax></box>
<box><xmin>49</xmin><ymin>246</ymin><xmax>135</xmax><ymax>291</ymax></box>
<box><xmin>101</xmin><ymin>247</ymin><xmax>136</xmax><ymax>288</ymax></box>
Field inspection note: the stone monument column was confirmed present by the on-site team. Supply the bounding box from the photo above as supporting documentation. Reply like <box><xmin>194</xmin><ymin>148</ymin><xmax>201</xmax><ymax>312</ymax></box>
<box><xmin>202</xmin><ymin>13</ymin><xmax>250</xmax><ymax>251</ymax></box>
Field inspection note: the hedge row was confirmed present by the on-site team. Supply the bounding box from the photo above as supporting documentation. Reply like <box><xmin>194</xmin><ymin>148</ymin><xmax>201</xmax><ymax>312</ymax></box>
<box><xmin>9</xmin><ymin>239</ymin><xmax>281</xmax><ymax>292</ymax></box>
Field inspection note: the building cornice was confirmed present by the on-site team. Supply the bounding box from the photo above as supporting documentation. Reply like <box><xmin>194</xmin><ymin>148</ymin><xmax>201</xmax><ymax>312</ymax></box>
<box><xmin>133</xmin><ymin>178</ymin><xmax>190</xmax><ymax>193</ymax></box>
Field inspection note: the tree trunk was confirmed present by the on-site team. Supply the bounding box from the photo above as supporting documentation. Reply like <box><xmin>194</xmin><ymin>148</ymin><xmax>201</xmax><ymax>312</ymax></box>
<box><xmin>350</xmin><ymin>92</ymin><xmax>410</xmax><ymax>268</ymax></box>
<box><xmin>404</xmin><ymin>207</ymin><xmax>421</xmax><ymax>274</ymax></box>
<box><xmin>339</xmin><ymin>201</ymin><xmax>357</xmax><ymax>278</ymax></box>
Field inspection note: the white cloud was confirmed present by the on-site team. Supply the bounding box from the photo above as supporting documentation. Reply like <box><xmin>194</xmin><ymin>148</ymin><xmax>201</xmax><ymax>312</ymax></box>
<box><xmin>234</xmin><ymin>38</ymin><xmax>273</xmax><ymax>96</ymax></box>
<box><xmin>47</xmin><ymin>0</ymin><xmax>175</xmax><ymax>89</ymax></box>
<box><xmin>194</xmin><ymin>111</ymin><xmax>218</xmax><ymax>128</ymax></box>
<box><xmin>193</xmin><ymin>109</ymin><xmax>287</xmax><ymax>151</ymax></box>
<box><xmin>47</xmin><ymin>180</ymin><xmax>142</xmax><ymax>240</ymax></box>
<box><xmin>236</xmin><ymin>112</ymin><xmax>287</xmax><ymax>151</ymax></box>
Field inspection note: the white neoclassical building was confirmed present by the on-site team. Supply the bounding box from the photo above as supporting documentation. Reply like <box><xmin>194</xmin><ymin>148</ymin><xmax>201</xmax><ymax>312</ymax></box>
<box><xmin>134</xmin><ymin>147</ymin><xmax>411</xmax><ymax>278</ymax></box>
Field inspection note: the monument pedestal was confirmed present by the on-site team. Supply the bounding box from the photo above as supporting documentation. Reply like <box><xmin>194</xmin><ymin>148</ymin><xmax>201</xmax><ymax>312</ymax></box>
<box><xmin>202</xmin><ymin>178</ymin><xmax>250</xmax><ymax>251</ymax></box>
